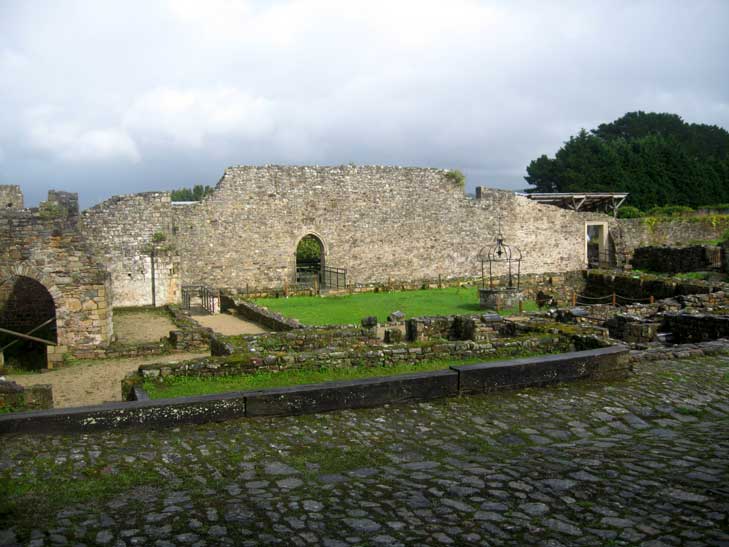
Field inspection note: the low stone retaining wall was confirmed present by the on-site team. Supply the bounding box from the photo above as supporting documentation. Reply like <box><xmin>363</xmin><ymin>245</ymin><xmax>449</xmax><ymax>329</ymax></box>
<box><xmin>405</xmin><ymin>314</ymin><xmax>508</xmax><ymax>342</ymax></box>
<box><xmin>220</xmin><ymin>294</ymin><xmax>302</xmax><ymax>331</ymax></box>
<box><xmin>661</xmin><ymin>313</ymin><xmax>729</xmax><ymax>343</ymax></box>
<box><xmin>0</xmin><ymin>346</ymin><xmax>629</xmax><ymax>433</ymax></box>
<box><xmin>135</xmin><ymin>334</ymin><xmax>573</xmax><ymax>382</ymax></box>
<box><xmin>0</xmin><ymin>380</ymin><xmax>53</xmax><ymax>412</ymax></box>
<box><xmin>628</xmin><ymin>338</ymin><xmax>729</xmax><ymax>362</ymax></box>
<box><xmin>166</xmin><ymin>306</ymin><xmax>217</xmax><ymax>351</ymax></box>
<box><xmin>583</xmin><ymin>270</ymin><xmax>722</xmax><ymax>302</ymax></box>
<box><xmin>631</xmin><ymin>245</ymin><xmax>720</xmax><ymax>273</ymax></box>
<box><xmin>605</xmin><ymin>314</ymin><xmax>661</xmax><ymax>344</ymax></box>
<box><xmin>454</xmin><ymin>346</ymin><xmax>629</xmax><ymax>394</ymax></box>
<box><xmin>221</xmin><ymin>326</ymin><xmax>378</xmax><ymax>356</ymax></box>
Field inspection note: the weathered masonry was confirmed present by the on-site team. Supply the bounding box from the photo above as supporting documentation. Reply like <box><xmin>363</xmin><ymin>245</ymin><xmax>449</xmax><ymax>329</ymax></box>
<box><xmin>78</xmin><ymin>165</ymin><xmax>620</xmax><ymax>302</ymax></box>
<box><xmin>4</xmin><ymin>165</ymin><xmax>729</xmax><ymax>362</ymax></box>
<box><xmin>0</xmin><ymin>191</ymin><xmax>112</xmax><ymax>365</ymax></box>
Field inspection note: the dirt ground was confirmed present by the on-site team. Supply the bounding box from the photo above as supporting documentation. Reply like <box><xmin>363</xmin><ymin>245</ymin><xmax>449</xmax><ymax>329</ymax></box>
<box><xmin>113</xmin><ymin>312</ymin><xmax>177</xmax><ymax>344</ymax></box>
<box><xmin>192</xmin><ymin>313</ymin><xmax>268</xmax><ymax>335</ymax></box>
<box><xmin>7</xmin><ymin>351</ymin><xmax>208</xmax><ymax>408</ymax></box>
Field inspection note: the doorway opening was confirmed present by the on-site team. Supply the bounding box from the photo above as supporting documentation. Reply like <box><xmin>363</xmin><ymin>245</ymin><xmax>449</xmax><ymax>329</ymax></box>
<box><xmin>0</xmin><ymin>276</ymin><xmax>57</xmax><ymax>370</ymax></box>
<box><xmin>295</xmin><ymin>234</ymin><xmax>324</xmax><ymax>287</ymax></box>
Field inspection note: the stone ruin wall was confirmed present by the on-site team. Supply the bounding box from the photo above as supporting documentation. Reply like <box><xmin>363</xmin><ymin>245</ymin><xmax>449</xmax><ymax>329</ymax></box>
<box><xmin>80</xmin><ymin>193</ymin><xmax>179</xmax><ymax>307</ymax></box>
<box><xmin>78</xmin><ymin>166</ymin><xmax>615</xmax><ymax>297</ymax></box>
<box><xmin>0</xmin><ymin>185</ymin><xmax>24</xmax><ymax>209</ymax></box>
<box><xmin>21</xmin><ymin>165</ymin><xmax>725</xmax><ymax>318</ymax></box>
<box><xmin>0</xmin><ymin>189</ymin><xmax>112</xmax><ymax>364</ymax></box>
<box><xmin>170</xmin><ymin>165</ymin><xmax>610</xmax><ymax>289</ymax></box>
<box><xmin>616</xmin><ymin>217</ymin><xmax>729</xmax><ymax>256</ymax></box>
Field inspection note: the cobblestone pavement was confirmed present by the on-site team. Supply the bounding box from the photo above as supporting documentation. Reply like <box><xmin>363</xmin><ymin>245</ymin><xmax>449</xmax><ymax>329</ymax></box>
<box><xmin>1</xmin><ymin>356</ymin><xmax>728</xmax><ymax>546</ymax></box>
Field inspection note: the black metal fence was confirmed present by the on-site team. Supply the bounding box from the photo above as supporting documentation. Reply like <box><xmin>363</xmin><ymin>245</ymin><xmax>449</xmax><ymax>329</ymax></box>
<box><xmin>181</xmin><ymin>285</ymin><xmax>219</xmax><ymax>314</ymax></box>
<box><xmin>294</xmin><ymin>265</ymin><xmax>347</xmax><ymax>290</ymax></box>
<box><xmin>322</xmin><ymin>266</ymin><xmax>347</xmax><ymax>290</ymax></box>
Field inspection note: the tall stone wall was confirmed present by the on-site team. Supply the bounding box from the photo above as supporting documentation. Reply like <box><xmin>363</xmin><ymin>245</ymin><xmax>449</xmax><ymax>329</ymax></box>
<box><xmin>80</xmin><ymin>193</ymin><xmax>179</xmax><ymax>307</ymax></box>
<box><xmin>0</xmin><ymin>190</ymin><xmax>112</xmax><ymax>364</ymax></box>
<box><xmin>0</xmin><ymin>185</ymin><xmax>24</xmax><ymax>209</ymax></box>
<box><xmin>165</xmin><ymin>165</ymin><xmax>609</xmax><ymax>289</ymax></box>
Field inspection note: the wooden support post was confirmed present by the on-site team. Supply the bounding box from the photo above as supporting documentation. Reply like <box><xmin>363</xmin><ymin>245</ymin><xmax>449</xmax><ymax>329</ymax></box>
<box><xmin>612</xmin><ymin>292</ymin><xmax>617</xmax><ymax>306</ymax></box>
<box><xmin>650</xmin><ymin>295</ymin><xmax>654</xmax><ymax>304</ymax></box>
<box><xmin>0</xmin><ymin>327</ymin><xmax>56</xmax><ymax>346</ymax></box>
<box><xmin>572</xmin><ymin>291</ymin><xmax>577</xmax><ymax>307</ymax></box>
<box><xmin>518</xmin><ymin>300</ymin><xmax>523</xmax><ymax>314</ymax></box>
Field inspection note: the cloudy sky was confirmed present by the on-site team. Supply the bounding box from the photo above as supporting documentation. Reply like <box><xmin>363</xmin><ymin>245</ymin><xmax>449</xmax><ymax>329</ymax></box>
<box><xmin>1</xmin><ymin>1</ymin><xmax>728</xmax><ymax>208</ymax></box>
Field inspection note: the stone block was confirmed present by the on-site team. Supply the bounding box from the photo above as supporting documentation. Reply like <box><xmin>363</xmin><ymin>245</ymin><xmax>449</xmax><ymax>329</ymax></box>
<box><xmin>384</xmin><ymin>328</ymin><xmax>403</xmax><ymax>344</ymax></box>
<box><xmin>245</xmin><ymin>369</ymin><xmax>459</xmax><ymax>417</ymax></box>
<box><xmin>387</xmin><ymin>310</ymin><xmax>405</xmax><ymax>322</ymax></box>
<box><xmin>361</xmin><ymin>316</ymin><xmax>378</xmax><ymax>328</ymax></box>
<box><xmin>453</xmin><ymin>346</ymin><xmax>630</xmax><ymax>394</ymax></box>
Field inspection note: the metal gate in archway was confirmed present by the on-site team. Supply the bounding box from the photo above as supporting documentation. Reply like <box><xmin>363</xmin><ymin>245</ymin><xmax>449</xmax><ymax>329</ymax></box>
<box><xmin>295</xmin><ymin>264</ymin><xmax>346</xmax><ymax>290</ymax></box>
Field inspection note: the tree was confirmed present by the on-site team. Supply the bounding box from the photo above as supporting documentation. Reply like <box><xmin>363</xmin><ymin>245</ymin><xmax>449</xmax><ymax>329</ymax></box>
<box><xmin>524</xmin><ymin>112</ymin><xmax>729</xmax><ymax>209</ymax></box>
<box><xmin>170</xmin><ymin>185</ymin><xmax>214</xmax><ymax>201</ymax></box>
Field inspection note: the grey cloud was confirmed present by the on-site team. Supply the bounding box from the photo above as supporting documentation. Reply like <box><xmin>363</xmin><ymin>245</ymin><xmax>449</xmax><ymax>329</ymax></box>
<box><xmin>1</xmin><ymin>0</ymin><xmax>728</xmax><ymax>207</ymax></box>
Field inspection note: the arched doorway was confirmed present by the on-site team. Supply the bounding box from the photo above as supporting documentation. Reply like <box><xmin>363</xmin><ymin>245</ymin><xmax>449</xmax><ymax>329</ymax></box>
<box><xmin>295</xmin><ymin>234</ymin><xmax>325</xmax><ymax>287</ymax></box>
<box><xmin>0</xmin><ymin>276</ymin><xmax>57</xmax><ymax>370</ymax></box>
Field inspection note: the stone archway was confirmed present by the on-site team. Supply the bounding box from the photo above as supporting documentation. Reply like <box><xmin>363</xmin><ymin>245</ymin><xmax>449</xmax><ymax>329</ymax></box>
<box><xmin>295</xmin><ymin>233</ymin><xmax>325</xmax><ymax>287</ymax></box>
<box><xmin>0</xmin><ymin>275</ymin><xmax>58</xmax><ymax>369</ymax></box>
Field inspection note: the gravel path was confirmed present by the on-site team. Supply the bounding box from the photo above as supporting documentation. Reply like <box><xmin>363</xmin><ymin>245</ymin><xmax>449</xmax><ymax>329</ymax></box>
<box><xmin>113</xmin><ymin>312</ymin><xmax>177</xmax><ymax>344</ymax></box>
<box><xmin>192</xmin><ymin>313</ymin><xmax>268</xmax><ymax>335</ymax></box>
<box><xmin>1</xmin><ymin>356</ymin><xmax>728</xmax><ymax>546</ymax></box>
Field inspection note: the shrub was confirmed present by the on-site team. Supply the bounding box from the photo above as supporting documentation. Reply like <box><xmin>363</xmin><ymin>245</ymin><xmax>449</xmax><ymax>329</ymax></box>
<box><xmin>445</xmin><ymin>170</ymin><xmax>465</xmax><ymax>188</ymax></box>
<box><xmin>151</xmin><ymin>231</ymin><xmax>167</xmax><ymax>243</ymax></box>
<box><xmin>617</xmin><ymin>205</ymin><xmax>642</xmax><ymax>218</ymax></box>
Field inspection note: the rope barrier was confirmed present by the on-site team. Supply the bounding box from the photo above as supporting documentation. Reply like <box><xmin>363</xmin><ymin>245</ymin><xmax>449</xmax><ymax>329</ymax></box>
<box><xmin>615</xmin><ymin>294</ymin><xmax>653</xmax><ymax>302</ymax></box>
<box><xmin>574</xmin><ymin>293</ymin><xmax>656</xmax><ymax>306</ymax></box>
<box><xmin>574</xmin><ymin>294</ymin><xmax>613</xmax><ymax>301</ymax></box>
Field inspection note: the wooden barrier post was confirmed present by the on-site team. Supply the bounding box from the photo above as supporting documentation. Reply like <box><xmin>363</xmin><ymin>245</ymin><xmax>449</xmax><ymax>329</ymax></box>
<box><xmin>650</xmin><ymin>295</ymin><xmax>654</xmax><ymax>304</ymax></box>
<box><xmin>572</xmin><ymin>291</ymin><xmax>577</xmax><ymax>307</ymax></box>
<box><xmin>612</xmin><ymin>292</ymin><xmax>617</xmax><ymax>306</ymax></box>
<box><xmin>518</xmin><ymin>300</ymin><xmax>523</xmax><ymax>314</ymax></box>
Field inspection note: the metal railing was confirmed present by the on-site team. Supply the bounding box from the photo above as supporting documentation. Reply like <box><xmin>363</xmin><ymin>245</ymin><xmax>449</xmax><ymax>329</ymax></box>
<box><xmin>322</xmin><ymin>266</ymin><xmax>347</xmax><ymax>290</ymax></box>
<box><xmin>181</xmin><ymin>285</ymin><xmax>219</xmax><ymax>314</ymax></box>
<box><xmin>294</xmin><ymin>265</ymin><xmax>347</xmax><ymax>291</ymax></box>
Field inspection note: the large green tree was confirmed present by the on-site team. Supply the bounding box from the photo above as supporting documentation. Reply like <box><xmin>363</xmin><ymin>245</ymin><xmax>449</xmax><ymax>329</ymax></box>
<box><xmin>525</xmin><ymin>112</ymin><xmax>729</xmax><ymax>210</ymax></box>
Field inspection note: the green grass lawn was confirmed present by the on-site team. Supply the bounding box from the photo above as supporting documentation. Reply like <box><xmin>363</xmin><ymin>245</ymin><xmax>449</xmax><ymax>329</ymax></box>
<box><xmin>253</xmin><ymin>286</ymin><xmax>537</xmax><ymax>325</ymax></box>
<box><xmin>143</xmin><ymin>358</ymin><xmax>477</xmax><ymax>399</ymax></box>
<box><xmin>143</xmin><ymin>351</ymin><xmax>557</xmax><ymax>399</ymax></box>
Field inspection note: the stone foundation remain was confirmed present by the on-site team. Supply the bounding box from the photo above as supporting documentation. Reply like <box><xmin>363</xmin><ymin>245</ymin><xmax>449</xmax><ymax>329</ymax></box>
<box><xmin>0</xmin><ymin>346</ymin><xmax>629</xmax><ymax>433</ymax></box>
<box><xmin>0</xmin><ymin>380</ymin><xmax>53</xmax><ymax>412</ymax></box>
